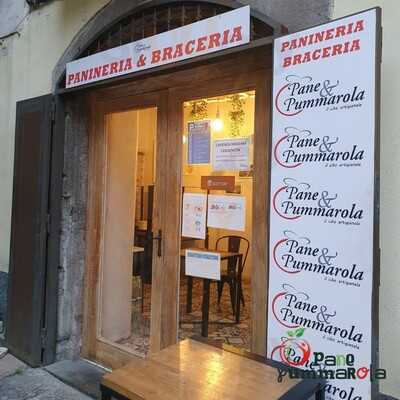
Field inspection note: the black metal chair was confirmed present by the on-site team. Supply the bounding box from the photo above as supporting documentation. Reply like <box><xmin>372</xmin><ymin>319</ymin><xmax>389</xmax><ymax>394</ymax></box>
<box><xmin>133</xmin><ymin>185</ymin><xmax>154</xmax><ymax>312</ymax></box>
<box><xmin>215</xmin><ymin>235</ymin><xmax>250</xmax><ymax>315</ymax></box>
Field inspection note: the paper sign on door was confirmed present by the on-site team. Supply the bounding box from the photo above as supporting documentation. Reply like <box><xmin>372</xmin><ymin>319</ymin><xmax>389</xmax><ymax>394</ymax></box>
<box><xmin>212</xmin><ymin>138</ymin><xmax>249</xmax><ymax>171</ymax></box>
<box><xmin>207</xmin><ymin>195</ymin><xmax>245</xmax><ymax>231</ymax></box>
<box><xmin>181</xmin><ymin>193</ymin><xmax>207</xmax><ymax>239</ymax></box>
<box><xmin>185</xmin><ymin>250</ymin><xmax>221</xmax><ymax>280</ymax></box>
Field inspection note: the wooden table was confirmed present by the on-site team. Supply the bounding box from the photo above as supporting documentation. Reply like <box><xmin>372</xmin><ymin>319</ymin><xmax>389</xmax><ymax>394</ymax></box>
<box><xmin>101</xmin><ymin>339</ymin><xmax>325</xmax><ymax>400</ymax></box>
<box><xmin>180</xmin><ymin>248</ymin><xmax>243</xmax><ymax>337</ymax></box>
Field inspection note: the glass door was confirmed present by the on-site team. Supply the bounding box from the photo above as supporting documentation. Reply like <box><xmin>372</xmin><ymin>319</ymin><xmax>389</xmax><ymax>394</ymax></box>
<box><xmin>179</xmin><ymin>90</ymin><xmax>255</xmax><ymax>349</ymax></box>
<box><xmin>167</xmin><ymin>71</ymin><xmax>270</xmax><ymax>355</ymax></box>
<box><xmin>85</xmin><ymin>91</ymin><xmax>171</xmax><ymax>368</ymax></box>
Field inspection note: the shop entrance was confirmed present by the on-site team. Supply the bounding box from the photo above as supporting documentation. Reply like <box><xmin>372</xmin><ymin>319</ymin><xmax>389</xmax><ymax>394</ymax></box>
<box><xmin>82</xmin><ymin>48</ymin><xmax>271</xmax><ymax>369</ymax></box>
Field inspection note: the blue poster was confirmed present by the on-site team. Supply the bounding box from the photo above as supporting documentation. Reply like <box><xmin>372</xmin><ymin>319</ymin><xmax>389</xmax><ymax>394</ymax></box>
<box><xmin>188</xmin><ymin>120</ymin><xmax>211</xmax><ymax>164</ymax></box>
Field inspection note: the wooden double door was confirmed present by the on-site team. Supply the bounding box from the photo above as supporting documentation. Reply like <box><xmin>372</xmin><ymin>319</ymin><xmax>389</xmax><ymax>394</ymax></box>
<box><xmin>83</xmin><ymin>48</ymin><xmax>271</xmax><ymax>368</ymax></box>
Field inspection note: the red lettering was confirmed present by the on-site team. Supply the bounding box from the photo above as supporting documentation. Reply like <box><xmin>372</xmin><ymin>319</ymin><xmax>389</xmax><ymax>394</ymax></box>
<box><xmin>350</xmin><ymin>39</ymin><xmax>360</xmax><ymax>52</ymax></box>
<box><xmin>185</xmin><ymin>40</ymin><xmax>196</xmax><ymax>54</ymax></box>
<box><xmin>298</xmin><ymin>36</ymin><xmax>307</xmax><ymax>48</ymax></box>
<box><xmin>137</xmin><ymin>54</ymin><xmax>146</xmax><ymax>67</ymax></box>
<box><xmin>208</xmin><ymin>33</ymin><xmax>221</xmax><ymax>49</ymax></box>
<box><xmin>102</xmin><ymin>64</ymin><xmax>109</xmax><ymax>77</ymax></box>
<box><xmin>289</xmin><ymin>39</ymin><xmax>297</xmax><ymax>50</ymax></box>
<box><xmin>354</xmin><ymin>20</ymin><xmax>364</xmax><ymax>33</ymax></box>
<box><xmin>173</xmin><ymin>43</ymin><xmax>183</xmax><ymax>58</ymax></box>
<box><xmin>67</xmin><ymin>74</ymin><xmax>75</xmax><ymax>85</ymax></box>
<box><xmin>152</xmin><ymin>50</ymin><xmax>161</xmax><ymax>64</ymax></box>
<box><xmin>283</xmin><ymin>57</ymin><xmax>292</xmax><ymax>67</ymax></box>
<box><xmin>73</xmin><ymin>72</ymin><xmax>80</xmax><ymax>83</ymax></box>
<box><xmin>322</xmin><ymin>46</ymin><xmax>331</xmax><ymax>58</ymax></box>
<box><xmin>118</xmin><ymin>60</ymin><xmax>125</xmax><ymax>72</ymax></box>
<box><xmin>281</xmin><ymin>41</ymin><xmax>289</xmax><ymax>52</ymax></box>
<box><xmin>110</xmin><ymin>62</ymin><xmax>118</xmax><ymax>74</ymax></box>
<box><xmin>222</xmin><ymin>30</ymin><xmax>230</xmax><ymax>45</ymax></box>
<box><xmin>124</xmin><ymin>58</ymin><xmax>133</xmax><ymax>71</ymax></box>
<box><xmin>162</xmin><ymin>46</ymin><xmax>173</xmax><ymax>61</ymax></box>
<box><xmin>230</xmin><ymin>26</ymin><xmax>243</xmax><ymax>43</ymax></box>
<box><xmin>312</xmin><ymin>49</ymin><xmax>321</xmax><ymax>60</ymax></box>
<box><xmin>315</xmin><ymin>31</ymin><xmax>324</xmax><ymax>43</ymax></box>
<box><xmin>325</xmin><ymin>28</ymin><xmax>334</xmax><ymax>40</ymax></box>
<box><xmin>93</xmin><ymin>67</ymin><xmax>102</xmax><ymax>78</ymax></box>
<box><xmin>293</xmin><ymin>54</ymin><xmax>302</xmax><ymax>65</ymax></box>
<box><xmin>197</xmin><ymin>36</ymin><xmax>208</xmax><ymax>52</ymax></box>
<box><xmin>302</xmin><ymin>52</ymin><xmax>311</xmax><ymax>63</ymax></box>
<box><xmin>335</xmin><ymin>25</ymin><xmax>346</xmax><ymax>37</ymax></box>
<box><xmin>81</xmin><ymin>70</ymin><xmax>89</xmax><ymax>82</ymax></box>
<box><xmin>331</xmin><ymin>44</ymin><xmax>343</xmax><ymax>56</ymax></box>
<box><xmin>347</xmin><ymin>22</ymin><xmax>354</xmax><ymax>34</ymax></box>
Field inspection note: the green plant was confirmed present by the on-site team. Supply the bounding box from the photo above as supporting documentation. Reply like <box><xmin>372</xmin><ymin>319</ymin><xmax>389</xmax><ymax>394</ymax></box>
<box><xmin>229</xmin><ymin>95</ymin><xmax>245</xmax><ymax>137</ymax></box>
<box><xmin>189</xmin><ymin>100</ymin><xmax>208</xmax><ymax>121</ymax></box>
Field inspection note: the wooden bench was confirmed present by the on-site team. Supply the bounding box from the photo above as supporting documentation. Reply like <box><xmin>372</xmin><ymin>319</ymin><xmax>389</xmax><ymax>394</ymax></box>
<box><xmin>101</xmin><ymin>339</ymin><xmax>325</xmax><ymax>400</ymax></box>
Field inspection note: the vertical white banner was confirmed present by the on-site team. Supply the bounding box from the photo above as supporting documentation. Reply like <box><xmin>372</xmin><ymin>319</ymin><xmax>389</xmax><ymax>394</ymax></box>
<box><xmin>268</xmin><ymin>9</ymin><xmax>380</xmax><ymax>400</ymax></box>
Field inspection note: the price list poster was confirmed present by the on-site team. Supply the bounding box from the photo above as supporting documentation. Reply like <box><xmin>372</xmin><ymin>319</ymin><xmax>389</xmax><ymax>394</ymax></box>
<box><xmin>267</xmin><ymin>9</ymin><xmax>381</xmax><ymax>400</ymax></box>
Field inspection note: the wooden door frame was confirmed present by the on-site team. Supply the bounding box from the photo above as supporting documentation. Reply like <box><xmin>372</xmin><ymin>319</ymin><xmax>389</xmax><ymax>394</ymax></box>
<box><xmin>83</xmin><ymin>90</ymin><xmax>169</xmax><ymax>367</ymax></box>
<box><xmin>82</xmin><ymin>46</ymin><xmax>272</xmax><ymax>368</ymax></box>
<box><xmin>168</xmin><ymin>70</ymin><xmax>271</xmax><ymax>355</ymax></box>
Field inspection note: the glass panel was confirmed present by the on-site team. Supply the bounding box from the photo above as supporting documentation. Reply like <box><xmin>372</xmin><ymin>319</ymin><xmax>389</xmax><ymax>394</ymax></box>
<box><xmin>98</xmin><ymin>107</ymin><xmax>157</xmax><ymax>357</ymax></box>
<box><xmin>179</xmin><ymin>91</ymin><xmax>255</xmax><ymax>350</ymax></box>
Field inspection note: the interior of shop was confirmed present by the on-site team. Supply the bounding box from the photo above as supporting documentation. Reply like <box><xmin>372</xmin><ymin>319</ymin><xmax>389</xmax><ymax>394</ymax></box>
<box><xmin>98</xmin><ymin>90</ymin><xmax>255</xmax><ymax>358</ymax></box>
<box><xmin>179</xmin><ymin>91</ymin><xmax>255</xmax><ymax>348</ymax></box>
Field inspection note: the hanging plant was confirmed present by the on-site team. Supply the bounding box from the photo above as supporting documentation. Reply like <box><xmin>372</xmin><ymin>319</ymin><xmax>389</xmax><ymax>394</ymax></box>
<box><xmin>189</xmin><ymin>100</ymin><xmax>208</xmax><ymax>121</ymax></box>
<box><xmin>229</xmin><ymin>95</ymin><xmax>245</xmax><ymax>137</ymax></box>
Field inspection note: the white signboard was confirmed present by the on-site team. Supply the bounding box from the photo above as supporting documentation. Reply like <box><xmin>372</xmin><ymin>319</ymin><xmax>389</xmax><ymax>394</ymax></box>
<box><xmin>207</xmin><ymin>195</ymin><xmax>245</xmax><ymax>231</ymax></box>
<box><xmin>212</xmin><ymin>138</ymin><xmax>250</xmax><ymax>171</ymax></box>
<box><xmin>267</xmin><ymin>9</ymin><xmax>380</xmax><ymax>400</ymax></box>
<box><xmin>182</xmin><ymin>193</ymin><xmax>207</xmax><ymax>239</ymax></box>
<box><xmin>66</xmin><ymin>7</ymin><xmax>250</xmax><ymax>88</ymax></box>
<box><xmin>185</xmin><ymin>250</ymin><xmax>221</xmax><ymax>280</ymax></box>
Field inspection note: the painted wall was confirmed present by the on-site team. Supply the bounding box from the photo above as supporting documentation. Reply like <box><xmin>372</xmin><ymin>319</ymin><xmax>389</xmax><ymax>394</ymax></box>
<box><xmin>0</xmin><ymin>0</ymin><xmax>28</xmax><ymax>38</ymax></box>
<box><xmin>332</xmin><ymin>1</ymin><xmax>400</xmax><ymax>398</ymax></box>
<box><xmin>0</xmin><ymin>0</ymin><xmax>111</xmax><ymax>273</ymax></box>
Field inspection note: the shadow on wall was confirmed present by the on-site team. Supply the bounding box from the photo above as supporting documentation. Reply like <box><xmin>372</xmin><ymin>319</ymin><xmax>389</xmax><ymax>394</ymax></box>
<box><xmin>0</xmin><ymin>271</ymin><xmax>7</xmax><ymax>341</ymax></box>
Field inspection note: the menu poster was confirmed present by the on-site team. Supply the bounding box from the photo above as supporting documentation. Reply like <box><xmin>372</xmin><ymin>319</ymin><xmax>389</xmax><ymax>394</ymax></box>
<box><xmin>212</xmin><ymin>138</ymin><xmax>250</xmax><ymax>171</ymax></box>
<box><xmin>182</xmin><ymin>193</ymin><xmax>207</xmax><ymax>239</ymax></box>
<box><xmin>188</xmin><ymin>120</ymin><xmax>211</xmax><ymax>164</ymax></box>
<box><xmin>267</xmin><ymin>9</ymin><xmax>380</xmax><ymax>400</ymax></box>
<box><xmin>207</xmin><ymin>195</ymin><xmax>245</xmax><ymax>231</ymax></box>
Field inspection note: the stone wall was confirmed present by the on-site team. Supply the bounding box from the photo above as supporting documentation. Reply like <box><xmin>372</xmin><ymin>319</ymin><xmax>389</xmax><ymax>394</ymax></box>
<box><xmin>56</xmin><ymin>96</ymin><xmax>89</xmax><ymax>360</ymax></box>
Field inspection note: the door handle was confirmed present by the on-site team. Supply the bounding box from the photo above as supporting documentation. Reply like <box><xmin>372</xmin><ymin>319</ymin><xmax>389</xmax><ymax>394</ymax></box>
<box><xmin>153</xmin><ymin>229</ymin><xmax>162</xmax><ymax>257</ymax></box>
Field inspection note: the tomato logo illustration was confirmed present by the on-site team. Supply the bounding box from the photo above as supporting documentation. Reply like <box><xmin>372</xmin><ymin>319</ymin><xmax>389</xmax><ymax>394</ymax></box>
<box><xmin>271</xmin><ymin>327</ymin><xmax>311</xmax><ymax>366</ymax></box>
<box><xmin>356</xmin><ymin>367</ymin><xmax>370</xmax><ymax>379</ymax></box>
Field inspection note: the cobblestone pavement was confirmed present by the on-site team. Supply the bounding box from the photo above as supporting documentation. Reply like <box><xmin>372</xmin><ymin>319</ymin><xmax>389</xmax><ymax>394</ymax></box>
<box><xmin>0</xmin><ymin>368</ymin><xmax>91</xmax><ymax>400</ymax></box>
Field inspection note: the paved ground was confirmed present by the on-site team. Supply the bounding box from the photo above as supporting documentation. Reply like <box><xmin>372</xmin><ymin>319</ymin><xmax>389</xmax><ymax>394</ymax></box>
<box><xmin>0</xmin><ymin>354</ymin><xmax>27</xmax><ymax>381</ymax></box>
<box><xmin>0</xmin><ymin>357</ymin><xmax>92</xmax><ymax>400</ymax></box>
